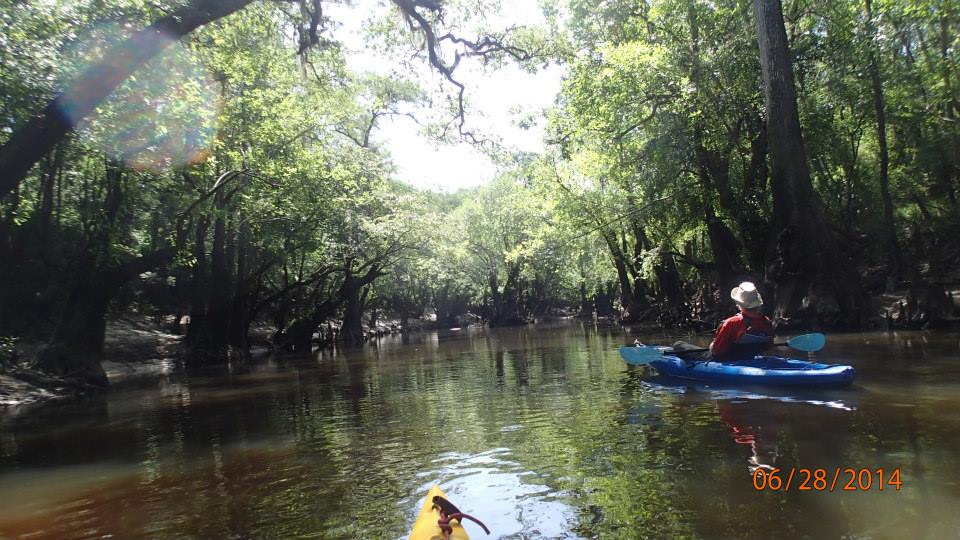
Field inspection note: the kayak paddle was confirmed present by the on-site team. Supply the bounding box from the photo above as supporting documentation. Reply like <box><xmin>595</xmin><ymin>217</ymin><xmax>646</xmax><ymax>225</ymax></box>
<box><xmin>619</xmin><ymin>333</ymin><xmax>826</xmax><ymax>366</ymax></box>
<box><xmin>620</xmin><ymin>345</ymin><xmax>671</xmax><ymax>365</ymax></box>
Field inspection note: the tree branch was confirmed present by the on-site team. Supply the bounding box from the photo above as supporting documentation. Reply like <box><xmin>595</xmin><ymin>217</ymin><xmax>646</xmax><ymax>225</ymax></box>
<box><xmin>391</xmin><ymin>0</ymin><xmax>535</xmax><ymax>144</ymax></box>
<box><xmin>295</xmin><ymin>0</ymin><xmax>324</xmax><ymax>55</ymax></box>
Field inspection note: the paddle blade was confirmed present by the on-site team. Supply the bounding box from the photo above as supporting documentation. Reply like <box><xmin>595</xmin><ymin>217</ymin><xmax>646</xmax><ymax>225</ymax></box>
<box><xmin>786</xmin><ymin>333</ymin><xmax>826</xmax><ymax>352</ymax></box>
<box><xmin>619</xmin><ymin>346</ymin><xmax>664</xmax><ymax>365</ymax></box>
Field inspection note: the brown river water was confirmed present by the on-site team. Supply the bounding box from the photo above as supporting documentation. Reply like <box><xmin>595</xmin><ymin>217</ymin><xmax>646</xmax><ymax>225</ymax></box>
<box><xmin>1</xmin><ymin>322</ymin><xmax>959</xmax><ymax>539</ymax></box>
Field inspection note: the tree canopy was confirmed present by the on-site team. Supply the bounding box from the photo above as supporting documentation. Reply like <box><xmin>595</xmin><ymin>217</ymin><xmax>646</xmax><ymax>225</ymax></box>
<box><xmin>1</xmin><ymin>0</ymin><xmax>958</xmax><ymax>383</ymax></box>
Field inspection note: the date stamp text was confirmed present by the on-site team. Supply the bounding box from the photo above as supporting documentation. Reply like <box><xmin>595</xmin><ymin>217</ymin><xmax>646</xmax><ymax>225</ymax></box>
<box><xmin>752</xmin><ymin>467</ymin><xmax>902</xmax><ymax>492</ymax></box>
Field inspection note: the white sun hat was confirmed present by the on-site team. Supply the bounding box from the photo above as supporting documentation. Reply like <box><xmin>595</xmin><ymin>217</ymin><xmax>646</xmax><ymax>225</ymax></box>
<box><xmin>731</xmin><ymin>281</ymin><xmax>763</xmax><ymax>309</ymax></box>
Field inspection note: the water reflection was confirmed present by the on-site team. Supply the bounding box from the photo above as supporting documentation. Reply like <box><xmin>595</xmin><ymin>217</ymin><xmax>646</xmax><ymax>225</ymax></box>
<box><xmin>633</xmin><ymin>377</ymin><xmax>859</xmax><ymax>471</ymax></box>
<box><xmin>0</xmin><ymin>325</ymin><xmax>958</xmax><ymax>539</ymax></box>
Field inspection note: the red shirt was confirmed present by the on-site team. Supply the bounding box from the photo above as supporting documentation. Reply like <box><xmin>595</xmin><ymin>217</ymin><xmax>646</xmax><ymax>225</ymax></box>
<box><xmin>711</xmin><ymin>312</ymin><xmax>774</xmax><ymax>357</ymax></box>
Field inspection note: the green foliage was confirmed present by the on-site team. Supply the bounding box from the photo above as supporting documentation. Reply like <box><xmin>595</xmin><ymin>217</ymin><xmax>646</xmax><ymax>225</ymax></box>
<box><xmin>1</xmin><ymin>0</ymin><xmax>958</xmax><ymax>345</ymax></box>
<box><xmin>542</xmin><ymin>0</ymin><xmax>960</xmax><ymax>320</ymax></box>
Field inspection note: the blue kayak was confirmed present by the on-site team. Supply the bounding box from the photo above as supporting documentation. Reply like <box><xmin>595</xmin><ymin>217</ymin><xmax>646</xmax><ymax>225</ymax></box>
<box><xmin>640</xmin><ymin>355</ymin><xmax>855</xmax><ymax>387</ymax></box>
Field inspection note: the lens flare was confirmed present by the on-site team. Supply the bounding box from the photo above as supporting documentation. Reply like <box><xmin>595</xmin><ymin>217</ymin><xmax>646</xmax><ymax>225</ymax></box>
<box><xmin>58</xmin><ymin>23</ymin><xmax>220</xmax><ymax>171</ymax></box>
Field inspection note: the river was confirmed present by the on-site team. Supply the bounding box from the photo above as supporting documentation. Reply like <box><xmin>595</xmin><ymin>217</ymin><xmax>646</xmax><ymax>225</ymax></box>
<box><xmin>1</xmin><ymin>323</ymin><xmax>958</xmax><ymax>539</ymax></box>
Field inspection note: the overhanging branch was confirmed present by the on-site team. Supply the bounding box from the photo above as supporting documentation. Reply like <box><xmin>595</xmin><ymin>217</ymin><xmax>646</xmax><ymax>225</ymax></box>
<box><xmin>391</xmin><ymin>0</ymin><xmax>536</xmax><ymax>144</ymax></box>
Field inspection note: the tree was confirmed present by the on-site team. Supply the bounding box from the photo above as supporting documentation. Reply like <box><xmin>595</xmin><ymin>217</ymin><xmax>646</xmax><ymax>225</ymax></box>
<box><xmin>0</xmin><ymin>0</ymin><xmax>256</xmax><ymax>200</ymax></box>
<box><xmin>452</xmin><ymin>173</ymin><xmax>559</xmax><ymax>326</ymax></box>
<box><xmin>0</xmin><ymin>0</ymin><xmax>539</xmax><ymax>201</ymax></box>
<box><xmin>864</xmin><ymin>0</ymin><xmax>902</xmax><ymax>282</ymax></box>
<box><xmin>752</xmin><ymin>0</ymin><xmax>862</xmax><ymax>327</ymax></box>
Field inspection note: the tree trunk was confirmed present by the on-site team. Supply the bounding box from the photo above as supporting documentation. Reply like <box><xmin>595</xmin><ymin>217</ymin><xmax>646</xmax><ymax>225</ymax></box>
<box><xmin>339</xmin><ymin>263</ymin><xmax>385</xmax><ymax>343</ymax></box>
<box><xmin>186</xmin><ymin>217</ymin><xmax>209</xmax><ymax>347</ymax></box>
<box><xmin>600</xmin><ymin>228</ymin><xmax>647</xmax><ymax>321</ymax></box>
<box><xmin>340</xmin><ymin>269</ymin><xmax>365</xmax><ymax>343</ymax></box>
<box><xmin>369</xmin><ymin>303</ymin><xmax>379</xmax><ymax>331</ymax></box>
<box><xmin>229</xmin><ymin>221</ymin><xmax>251</xmax><ymax>347</ymax></box>
<box><xmin>0</xmin><ymin>0</ymin><xmax>255</xmax><ymax>200</ymax></box>
<box><xmin>579</xmin><ymin>280</ymin><xmax>591</xmax><ymax>315</ymax></box>
<box><xmin>687</xmin><ymin>1</ymin><xmax>746</xmax><ymax>290</ymax></box>
<box><xmin>204</xmin><ymin>193</ymin><xmax>231</xmax><ymax>354</ymax></box>
<box><xmin>704</xmin><ymin>211</ymin><xmax>744</xmax><ymax>292</ymax></box>
<box><xmin>37</xmin><ymin>143</ymin><xmax>65</xmax><ymax>249</ymax></box>
<box><xmin>487</xmin><ymin>270</ymin><xmax>502</xmax><ymax>317</ymax></box>
<box><xmin>612</xmin><ymin>250</ymin><xmax>634</xmax><ymax>314</ymax></box>
<box><xmin>503</xmin><ymin>264</ymin><xmax>524</xmax><ymax>324</ymax></box>
<box><xmin>655</xmin><ymin>252</ymin><xmax>684</xmax><ymax>305</ymax></box>
<box><xmin>865</xmin><ymin>0</ymin><xmax>902</xmax><ymax>283</ymax></box>
<box><xmin>752</xmin><ymin>0</ymin><xmax>862</xmax><ymax>327</ymax></box>
<box><xmin>626</xmin><ymin>210</ymin><xmax>651</xmax><ymax>310</ymax></box>
<box><xmin>489</xmin><ymin>264</ymin><xmax>525</xmax><ymax>326</ymax></box>
<box><xmin>39</xmin><ymin>246</ymin><xmax>178</xmax><ymax>386</ymax></box>
<box><xmin>37</xmin><ymin>258</ymin><xmax>111</xmax><ymax>386</ymax></box>
<box><xmin>744</xmin><ymin>115</ymin><xmax>768</xmax><ymax>197</ymax></box>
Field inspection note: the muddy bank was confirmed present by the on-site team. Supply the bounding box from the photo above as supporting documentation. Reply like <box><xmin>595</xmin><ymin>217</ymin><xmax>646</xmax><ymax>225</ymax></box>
<box><xmin>1</xmin><ymin>317</ymin><xmax>184</xmax><ymax>413</ymax></box>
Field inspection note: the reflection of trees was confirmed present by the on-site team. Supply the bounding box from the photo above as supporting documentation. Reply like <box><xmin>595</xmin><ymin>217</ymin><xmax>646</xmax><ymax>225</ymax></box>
<box><xmin>506</xmin><ymin>368</ymin><xmax>868</xmax><ymax>539</ymax></box>
<box><xmin>5</xmin><ymin>325</ymin><xmax>960</xmax><ymax>539</ymax></box>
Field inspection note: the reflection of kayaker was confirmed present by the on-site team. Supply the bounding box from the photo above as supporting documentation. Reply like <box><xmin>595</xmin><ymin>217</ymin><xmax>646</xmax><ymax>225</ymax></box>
<box><xmin>718</xmin><ymin>400</ymin><xmax>780</xmax><ymax>473</ymax></box>
<box><xmin>641</xmin><ymin>377</ymin><xmax>859</xmax><ymax>410</ymax></box>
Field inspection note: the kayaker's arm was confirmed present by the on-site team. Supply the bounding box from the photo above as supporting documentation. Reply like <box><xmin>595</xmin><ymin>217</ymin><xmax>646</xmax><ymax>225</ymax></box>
<box><xmin>710</xmin><ymin>317</ymin><xmax>740</xmax><ymax>357</ymax></box>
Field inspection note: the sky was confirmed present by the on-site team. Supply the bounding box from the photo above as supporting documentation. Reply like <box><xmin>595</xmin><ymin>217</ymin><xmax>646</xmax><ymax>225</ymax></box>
<box><xmin>326</xmin><ymin>0</ymin><xmax>565</xmax><ymax>192</ymax></box>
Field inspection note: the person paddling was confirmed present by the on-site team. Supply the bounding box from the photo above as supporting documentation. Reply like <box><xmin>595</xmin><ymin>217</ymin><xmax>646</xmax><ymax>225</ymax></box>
<box><xmin>674</xmin><ymin>281</ymin><xmax>774</xmax><ymax>362</ymax></box>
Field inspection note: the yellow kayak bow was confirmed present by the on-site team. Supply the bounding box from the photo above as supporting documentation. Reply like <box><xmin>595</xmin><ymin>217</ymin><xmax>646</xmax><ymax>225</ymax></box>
<box><xmin>407</xmin><ymin>485</ymin><xmax>470</xmax><ymax>540</ymax></box>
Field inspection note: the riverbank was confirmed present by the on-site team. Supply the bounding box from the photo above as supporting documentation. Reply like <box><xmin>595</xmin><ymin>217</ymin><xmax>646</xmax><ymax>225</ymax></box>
<box><xmin>1</xmin><ymin>316</ymin><xmax>184</xmax><ymax>413</ymax></box>
<box><xmin>4</xmin><ymin>285</ymin><xmax>958</xmax><ymax>414</ymax></box>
